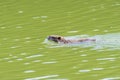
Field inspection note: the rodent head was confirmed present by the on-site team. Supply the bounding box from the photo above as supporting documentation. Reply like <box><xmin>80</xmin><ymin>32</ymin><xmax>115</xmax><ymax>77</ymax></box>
<box><xmin>47</xmin><ymin>35</ymin><xmax>63</xmax><ymax>43</ymax></box>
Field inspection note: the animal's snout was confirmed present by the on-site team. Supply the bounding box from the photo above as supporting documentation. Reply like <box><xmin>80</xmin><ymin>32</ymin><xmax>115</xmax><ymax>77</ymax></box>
<box><xmin>47</xmin><ymin>36</ymin><xmax>54</xmax><ymax>40</ymax></box>
<box><xmin>47</xmin><ymin>36</ymin><xmax>51</xmax><ymax>40</ymax></box>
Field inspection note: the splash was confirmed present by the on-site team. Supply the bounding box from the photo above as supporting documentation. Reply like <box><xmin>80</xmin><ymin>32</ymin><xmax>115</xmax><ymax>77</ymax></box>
<box><xmin>44</xmin><ymin>33</ymin><xmax>120</xmax><ymax>50</ymax></box>
<box><xmin>92</xmin><ymin>33</ymin><xmax>120</xmax><ymax>50</ymax></box>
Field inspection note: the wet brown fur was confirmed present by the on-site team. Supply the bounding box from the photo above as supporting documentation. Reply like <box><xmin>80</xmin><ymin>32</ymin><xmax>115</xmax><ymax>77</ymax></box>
<box><xmin>47</xmin><ymin>35</ymin><xmax>96</xmax><ymax>44</ymax></box>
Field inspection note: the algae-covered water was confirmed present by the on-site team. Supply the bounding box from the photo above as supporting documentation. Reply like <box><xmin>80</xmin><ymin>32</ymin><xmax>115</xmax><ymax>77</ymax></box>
<box><xmin>0</xmin><ymin>0</ymin><xmax>120</xmax><ymax>80</ymax></box>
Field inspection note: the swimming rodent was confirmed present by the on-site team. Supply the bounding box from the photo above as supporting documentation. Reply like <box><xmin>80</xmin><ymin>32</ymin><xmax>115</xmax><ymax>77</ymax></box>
<box><xmin>47</xmin><ymin>35</ymin><xmax>96</xmax><ymax>44</ymax></box>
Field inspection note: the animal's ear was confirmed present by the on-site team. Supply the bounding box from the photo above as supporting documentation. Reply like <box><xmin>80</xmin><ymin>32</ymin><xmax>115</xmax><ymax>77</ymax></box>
<box><xmin>58</xmin><ymin>37</ymin><xmax>61</xmax><ymax>40</ymax></box>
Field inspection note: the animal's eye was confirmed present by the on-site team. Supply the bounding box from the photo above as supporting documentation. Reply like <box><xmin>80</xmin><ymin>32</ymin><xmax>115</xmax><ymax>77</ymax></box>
<box><xmin>58</xmin><ymin>37</ymin><xmax>61</xmax><ymax>40</ymax></box>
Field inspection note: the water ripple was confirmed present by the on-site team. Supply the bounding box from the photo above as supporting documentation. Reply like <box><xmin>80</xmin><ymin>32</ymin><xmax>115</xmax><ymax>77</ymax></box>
<box><xmin>45</xmin><ymin>33</ymin><xmax>120</xmax><ymax>51</ymax></box>
<box><xmin>24</xmin><ymin>75</ymin><xmax>59</xmax><ymax>80</ymax></box>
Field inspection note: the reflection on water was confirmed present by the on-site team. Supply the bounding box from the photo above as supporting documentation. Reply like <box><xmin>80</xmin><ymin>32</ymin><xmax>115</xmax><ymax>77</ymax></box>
<box><xmin>79</xmin><ymin>69</ymin><xmax>91</xmax><ymax>72</ymax></box>
<box><xmin>42</xmin><ymin>61</ymin><xmax>57</xmax><ymax>64</ymax></box>
<box><xmin>25</xmin><ymin>54</ymin><xmax>43</xmax><ymax>59</ymax></box>
<box><xmin>44</xmin><ymin>33</ymin><xmax>120</xmax><ymax>50</ymax></box>
<box><xmin>79</xmin><ymin>67</ymin><xmax>104</xmax><ymax>73</ymax></box>
<box><xmin>24</xmin><ymin>70</ymin><xmax>36</xmax><ymax>73</ymax></box>
<box><xmin>101</xmin><ymin>77</ymin><xmax>120</xmax><ymax>80</ymax></box>
<box><xmin>96</xmin><ymin>57</ymin><xmax>116</xmax><ymax>61</ymax></box>
<box><xmin>24</xmin><ymin>75</ymin><xmax>59</xmax><ymax>80</ymax></box>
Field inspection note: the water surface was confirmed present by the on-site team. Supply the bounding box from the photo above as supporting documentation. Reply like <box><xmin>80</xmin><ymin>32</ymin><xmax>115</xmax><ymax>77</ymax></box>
<box><xmin>0</xmin><ymin>0</ymin><xmax>120</xmax><ymax>80</ymax></box>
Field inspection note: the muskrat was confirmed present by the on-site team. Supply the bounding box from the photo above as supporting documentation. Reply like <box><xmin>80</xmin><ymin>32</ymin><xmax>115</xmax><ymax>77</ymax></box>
<box><xmin>47</xmin><ymin>35</ymin><xmax>96</xmax><ymax>44</ymax></box>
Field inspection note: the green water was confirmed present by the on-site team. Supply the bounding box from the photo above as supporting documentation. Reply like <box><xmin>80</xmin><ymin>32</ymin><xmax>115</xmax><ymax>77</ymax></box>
<box><xmin>0</xmin><ymin>0</ymin><xmax>120</xmax><ymax>80</ymax></box>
